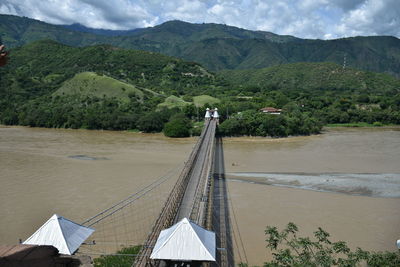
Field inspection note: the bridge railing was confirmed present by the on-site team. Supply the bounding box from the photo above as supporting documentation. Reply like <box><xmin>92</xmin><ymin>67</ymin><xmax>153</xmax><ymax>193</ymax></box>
<box><xmin>189</xmin><ymin>120</ymin><xmax>216</xmax><ymax>226</ymax></box>
<box><xmin>133</xmin><ymin>120</ymin><xmax>215</xmax><ymax>267</ymax></box>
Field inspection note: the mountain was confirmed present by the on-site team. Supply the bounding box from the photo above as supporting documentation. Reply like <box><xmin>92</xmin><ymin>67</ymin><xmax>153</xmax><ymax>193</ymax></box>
<box><xmin>0</xmin><ymin>39</ymin><xmax>399</xmax><ymax>131</ymax></box>
<box><xmin>0</xmin><ymin>39</ymin><xmax>217</xmax><ymax>101</ymax></box>
<box><xmin>219</xmin><ymin>62</ymin><xmax>400</xmax><ymax>93</ymax></box>
<box><xmin>61</xmin><ymin>23</ymin><xmax>144</xmax><ymax>36</ymax></box>
<box><xmin>0</xmin><ymin>15</ymin><xmax>106</xmax><ymax>48</ymax></box>
<box><xmin>1</xmin><ymin>14</ymin><xmax>400</xmax><ymax>76</ymax></box>
<box><xmin>0</xmin><ymin>39</ymin><xmax>223</xmax><ymax>129</ymax></box>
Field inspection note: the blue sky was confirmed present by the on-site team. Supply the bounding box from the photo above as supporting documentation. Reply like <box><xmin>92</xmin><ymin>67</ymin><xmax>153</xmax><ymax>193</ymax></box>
<box><xmin>1</xmin><ymin>0</ymin><xmax>399</xmax><ymax>39</ymax></box>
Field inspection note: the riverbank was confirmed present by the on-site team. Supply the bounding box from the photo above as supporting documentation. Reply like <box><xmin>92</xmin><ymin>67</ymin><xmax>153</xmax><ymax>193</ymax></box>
<box><xmin>325</xmin><ymin>122</ymin><xmax>400</xmax><ymax>127</ymax></box>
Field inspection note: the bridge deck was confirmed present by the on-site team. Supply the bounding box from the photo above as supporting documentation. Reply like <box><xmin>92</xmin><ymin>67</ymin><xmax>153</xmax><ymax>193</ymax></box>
<box><xmin>176</xmin><ymin>119</ymin><xmax>216</xmax><ymax>225</ymax></box>
<box><xmin>175</xmin><ymin>120</ymin><xmax>216</xmax><ymax>223</ymax></box>
<box><xmin>134</xmin><ymin>120</ymin><xmax>217</xmax><ymax>266</ymax></box>
<box><xmin>212</xmin><ymin>137</ymin><xmax>234</xmax><ymax>267</ymax></box>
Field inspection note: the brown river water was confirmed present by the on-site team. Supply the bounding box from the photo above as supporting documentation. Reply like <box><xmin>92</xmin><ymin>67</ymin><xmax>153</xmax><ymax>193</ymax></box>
<box><xmin>1</xmin><ymin>126</ymin><xmax>399</xmax><ymax>266</ymax></box>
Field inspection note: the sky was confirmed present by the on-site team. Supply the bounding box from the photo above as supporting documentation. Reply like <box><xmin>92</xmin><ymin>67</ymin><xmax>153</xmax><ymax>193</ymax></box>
<box><xmin>1</xmin><ymin>0</ymin><xmax>399</xmax><ymax>39</ymax></box>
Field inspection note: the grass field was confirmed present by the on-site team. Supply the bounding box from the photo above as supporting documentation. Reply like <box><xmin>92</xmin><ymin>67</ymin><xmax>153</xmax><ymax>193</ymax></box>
<box><xmin>192</xmin><ymin>95</ymin><xmax>220</xmax><ymax>107</ymax></box>
<box><xmin>53</xmin><ymin>72</ymin><xmax>144</xmax><ymax>102</ymax></box>
<box><xmin>157</xmin><ymin>95</ymin><xmax>190</xmax><ymax>109</ymax></box>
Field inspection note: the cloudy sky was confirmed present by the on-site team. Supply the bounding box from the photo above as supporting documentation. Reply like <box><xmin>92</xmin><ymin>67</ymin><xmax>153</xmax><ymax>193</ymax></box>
<box><xmin>1</xmin><ymin>0</ymin><xmax>399</xmax><ymax>39</ymax></box>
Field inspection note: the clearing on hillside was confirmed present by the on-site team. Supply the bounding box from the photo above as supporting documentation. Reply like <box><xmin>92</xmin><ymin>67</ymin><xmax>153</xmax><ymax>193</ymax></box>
<box><xmin>157</xmin><ymin>95</ymin><xmax>190</xmax><ymax>109</ymax></box>
<box><xmin>53</xmin><ymin>72</ymin><xmax>144</xmax><ymax>102</ymax></box>
<box><xmin>193</xmin><ymin>95</ymin><xmax>220</xmax><ymax>107</ymax></box>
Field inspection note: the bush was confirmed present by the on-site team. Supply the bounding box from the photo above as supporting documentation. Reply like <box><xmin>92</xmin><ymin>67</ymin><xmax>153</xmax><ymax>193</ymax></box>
<box><xmin>163</xmin><ymin>114</ymin><xmax>192</xmax><ymax>137</ymax></box>
<box><xmin>137</xmin><ymin>111</ymin><xmax>165</xmax><ymax>132</ymax></box>
<box><xmin>93</xmin><ymin>246</ymin><xmax>141</xmax><ymax>267</ymax></box>
<box><xmin>264</xmin><ymin>223</ymin><xmax>400</xmax><ymax>267</ymax></box>
<box><xmin>218</xmin><ymin>110</ymin><xmax>321</xmax><ymax>137</ymax></box>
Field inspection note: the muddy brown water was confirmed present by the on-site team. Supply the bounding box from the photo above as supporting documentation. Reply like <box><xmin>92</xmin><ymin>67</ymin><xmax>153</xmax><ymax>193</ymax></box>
<box><xmin>1</xmin><ymin>126</ymin><xmax>399</xmax><ymax>266</ymax></box>
<box><xmin>223</xmin><ymin>127</ymin><xmax>400</xmax><ymax>265</ymax></box>
<box><xmin>0</xmin><ymin>126</ymin><xmax>195</xmax><ymax>246</ymax></box>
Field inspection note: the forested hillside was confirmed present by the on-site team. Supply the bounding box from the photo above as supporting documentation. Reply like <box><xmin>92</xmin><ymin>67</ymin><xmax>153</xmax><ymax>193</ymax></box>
<box><xmin>1</xmin><ymin>14</ymin><xmax>400</xmax><ymax>76</ymax></box>
<box><xmin>219</xmin><ymin>62</ymin><xmax>400</xmax><ymax>93</ymax></box>
<box><xmin>216</xmin><ymin>62</ymin><xmax>400</xmax><ymax>136</ymax></box>
<box><xmin>0</xmin><ymin>40</ymin><xmax>223</xmax><ymax>131</ymax></box>
<box><xmin>0</xmin><ymin>40</ymin><xmax>399</xmax><ymax>137</ymax></box>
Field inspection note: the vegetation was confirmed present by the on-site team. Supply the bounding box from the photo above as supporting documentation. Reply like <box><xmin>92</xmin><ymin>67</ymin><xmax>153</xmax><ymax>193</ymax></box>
<box><xmin>54</xmin><ymin>72</ymin><xmax>144</xmax><ymax>102</ymax></box>
<box><xmin>218</xmin><ymin>110</ymin><xmax>321</xmax><ymax>137</ymax></box>
<box><xmin>0</xmin><ymin>39</ymin><xmax>399</xmax><ymax>137</ymax></box>
<box><xmin>157</xmin><ymin>95</ymin><xmax>190</xmax><ymax>109</ymax></box>
<box><xmin>2</xmin><ymin>14</ymin><xmax>400</xmax><ymax>75</ymax></box>
<box><xmin>0</xmin><ymin>40</ymin><xmax>221</xmax><ymax>133</ymax></box>
<box><xmin>261</xmin><ymin>223</ymin><xmax>400</xmax><ymax>267</ymax></box>
<box><xmin>193</xmin><ymin>95</ymin><xmax>220</xmax><ymax>107</ymax></box>
<box><xmin>217</xmin><ymin>63</ymin><xmax>400</xmax><ymax>128</ymax></box>
<box><xmin>163</xmin><ymin>114</ymin><xmax>192</xmax><ymax>137</ymax></box>
<box><xmin>219</xmin><ymin>62</ymin><xmax>400</xmax><ymax>92</ymax></box>
<box><xmin>93</xmin><ymin>246</ymin><xmax>141</xmax><ymax>267</ymax></box>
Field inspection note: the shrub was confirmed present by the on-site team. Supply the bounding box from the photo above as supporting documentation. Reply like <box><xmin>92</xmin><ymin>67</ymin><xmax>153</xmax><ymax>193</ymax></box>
<box><xmin>163</xmin><ymin>114</ymin><xmax>192</xmax><ymax>137</ymax></box>
<box><xmin>264</xmin><ymin>223</ymin><xmax>400</xmax><ymax>267</ymax></box>
<box><xmin>94</xmin><ymin>246</ymin><xmax>141</xmax><ymax>267</ymax></box>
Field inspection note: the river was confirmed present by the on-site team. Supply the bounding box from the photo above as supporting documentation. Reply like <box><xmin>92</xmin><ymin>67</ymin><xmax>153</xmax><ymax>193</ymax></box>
<box><xmin>0</xmin><ymin>126</ymin><xmax>399</xmax><ymax>266</ymax></box>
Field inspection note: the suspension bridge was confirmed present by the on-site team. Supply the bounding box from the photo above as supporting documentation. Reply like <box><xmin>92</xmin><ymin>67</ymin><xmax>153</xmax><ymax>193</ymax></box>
<box><xmin>68</xmin><ymin>112</ymin><xmax>248</xmax><ymax>266</ymax></box>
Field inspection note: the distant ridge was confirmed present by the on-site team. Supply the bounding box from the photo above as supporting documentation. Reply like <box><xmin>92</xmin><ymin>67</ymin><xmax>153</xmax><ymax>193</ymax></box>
<box><xmin>1</xmin><ymin>14</ymin><xmax>400</xmax><ymax>76</ymax></box>
<box><xmin>61</xmin><ymin>23</ymin><xmax>145</xmax><ymax>36</ymax></box>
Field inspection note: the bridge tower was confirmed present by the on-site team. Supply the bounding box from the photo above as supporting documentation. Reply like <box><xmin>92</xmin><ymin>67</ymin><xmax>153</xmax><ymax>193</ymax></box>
<box><xmin>213</xmin><ymin>108</ymin><xmax>219</xmax><ymax>124</ymax></box>
<box><xmin>205</xmin><ymin>108</ymin><xmax>211</xmax><ymax>120</ymax></box>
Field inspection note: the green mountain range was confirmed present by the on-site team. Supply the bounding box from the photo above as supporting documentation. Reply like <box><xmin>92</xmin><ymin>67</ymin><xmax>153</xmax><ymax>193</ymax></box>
<box><xmin>1</xmin><ymin>14</ymin><xmax>400</xmax><ymax>76</ymax></box>
<box><xmin>0</xmin><ymin>39</ymin><xmax>217</xmax><ymax>99</ymax></box>
<box><xmin>0</xmin><ymin>39</ymin><xmax>399</xmax><ymax>132</ymax></box>
<box><xmin>0</xmin><ymin>40</ymin><xmax>223</xmax><ymax>129</ymax></box>
<box><xmin>219</xmin><ymin>62</ymin><xmax>400</xmax><ymax>93</ymax></box>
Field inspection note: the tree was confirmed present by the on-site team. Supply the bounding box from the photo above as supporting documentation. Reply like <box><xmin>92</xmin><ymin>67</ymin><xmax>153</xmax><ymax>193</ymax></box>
<box><xmin>137</xmin><ymin>111</ymin><xmax>165</xmax><ymax>132</ymax></box>
<box><xmin>264</xmin><ymin>223</ymin><xmax>400</xmax><ymax>267</ymax></box>
<box><xmin>163</xmin><ymin>114</ymin><xmax>192</xmax><ymax>137</ymax></box>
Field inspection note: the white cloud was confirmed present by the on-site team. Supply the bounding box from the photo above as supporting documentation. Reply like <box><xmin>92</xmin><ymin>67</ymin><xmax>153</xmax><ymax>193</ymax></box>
<box><xmin>0</xmin><ymin>0</ymin><xmax>399</xmax><ymax>39</ymax></box>
<box><xmin>0</xmin><ymin>2</ymin><xmax>19</xmax><ymax>15</ymax></box>
<box><xmin>336</xmin><ymin>0</ymin><xmax>400</xmax><ymax>37</ymax></box>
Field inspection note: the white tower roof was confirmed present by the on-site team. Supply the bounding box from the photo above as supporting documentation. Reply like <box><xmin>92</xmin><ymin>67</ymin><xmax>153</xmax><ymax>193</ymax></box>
<box><xmin>23</xmin><ymin>214</ymin><xmax>95</xmax><ymax>255</ymax></box>
<box><xmin>150</xmin><ymin>218</ymin><xmax>216</xmax><ymax>261</ymax></box>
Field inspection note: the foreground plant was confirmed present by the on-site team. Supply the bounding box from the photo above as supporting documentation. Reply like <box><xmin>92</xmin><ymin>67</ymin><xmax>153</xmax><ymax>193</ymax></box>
<box><xmin>264</xmin><ymin>223</ymin><xmax>400</xmax><ymax>267</ymax></box>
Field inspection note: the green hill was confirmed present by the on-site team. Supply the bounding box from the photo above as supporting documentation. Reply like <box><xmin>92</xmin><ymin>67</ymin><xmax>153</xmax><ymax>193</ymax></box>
<box><xmin>219</xmin><ymin>62</ymin><xmax>400</xmax><ymax>93</ymax></box>
<box><xmin>193</xmin><ymin>95</ymin><xmax>220</xmax><ymax>107</ymax></box>
<box><xmin>157</xmin><ymin>94</ymin><xmax>220</xmax><ymax>109</ymax></box>
<box><xmin>0</xmin><ymin>39</ymin><xmax>217</xmax><ymax>99</ymax></box>
<box><xmin>54</xmin><ymin>72</ymin><xmax>144</xmax><ymax>102</ymax></box>
<box><xmin>157</xmin><ymin>95</ymin><xmax>190</xmax><ymax>109</ymax></box>
<box><xmin>1</xmin><ymin>15</ymin><xmax>400</xmax><ymax>76</ymax></box>
<box><xmin>0</xmin><ymin>40</ymin><xmax>399</xmax><ymax>133</ymax></box>
<box><xmin>0</xmin><ymin>40</ymin><xmax>222</xmax><ymax>130</ymax></box>
<box><xmin>0</xmin><ymin>14</ymin><xmax>106</xmax><ymax>48</ymax></box>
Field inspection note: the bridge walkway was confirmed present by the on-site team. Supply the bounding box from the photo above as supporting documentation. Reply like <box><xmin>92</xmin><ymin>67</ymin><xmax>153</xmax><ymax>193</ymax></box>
<box><xmin>134</xmin><ymin>119</ymin><xmax>219</xmax><ymax>267</ymax></box>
